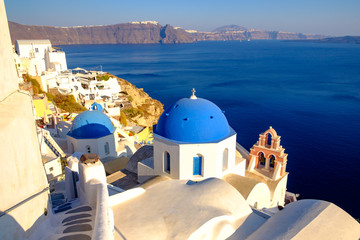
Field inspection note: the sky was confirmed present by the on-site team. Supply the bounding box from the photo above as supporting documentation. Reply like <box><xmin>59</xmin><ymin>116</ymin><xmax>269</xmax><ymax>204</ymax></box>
<box><xmin>4</xmin><ymin>0</ymin><xmax>360</xmax><ymax>36</ymax></box>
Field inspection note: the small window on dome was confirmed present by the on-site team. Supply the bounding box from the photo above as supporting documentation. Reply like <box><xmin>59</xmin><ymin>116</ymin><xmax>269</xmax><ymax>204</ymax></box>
<box><xmin>174</xmin><ymin>104</ymin><xmax>178</xmax><ymax>109</ymax></box>
<box><xmin>210</xmin><ymin>116</ymin><xmax>214</xmax><ymax>119</ymax></box>
<box><xmin>183</xmin><ymin>118</ymin><xmax>188</xmax><ymax>121</ymax></box>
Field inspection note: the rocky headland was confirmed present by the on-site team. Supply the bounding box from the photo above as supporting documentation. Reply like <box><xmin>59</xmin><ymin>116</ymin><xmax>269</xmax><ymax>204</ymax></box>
<box><xmin>8</xmin><ymin>21</ymin><xmax>326</xmax><ymax>45</ymax></box>
<box><xmin>110</xmin><ymin>74</ymin><xmax>164</xmax><ymax>127</ymax></box>
<box><xmin>8</xmin><ymin>21</ymin><xmax>194</xmax><ymax>45</ymax></box>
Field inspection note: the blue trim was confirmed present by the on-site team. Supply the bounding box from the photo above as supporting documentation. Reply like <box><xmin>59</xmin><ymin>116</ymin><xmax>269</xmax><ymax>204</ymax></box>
<box><xmin>193</xmin><ymin>156</ymin><xmax>202</xmax><ymax>175</ymax></box>
<box><xmin>44</xmin><ymin>136</ymin><xmax>60</xmax><ymax>157</ymax></box>
<box><xmin>91</xmin><ymin>102</ymin><xmax>103</xmax><ymax>111</ymax></box>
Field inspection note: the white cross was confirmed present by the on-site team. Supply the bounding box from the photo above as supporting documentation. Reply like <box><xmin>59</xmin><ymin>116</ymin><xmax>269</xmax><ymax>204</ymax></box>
<box><xmin>190</xmin><ymin>88</ymin><xmax>197</xmax><ymax>99</ymax></box>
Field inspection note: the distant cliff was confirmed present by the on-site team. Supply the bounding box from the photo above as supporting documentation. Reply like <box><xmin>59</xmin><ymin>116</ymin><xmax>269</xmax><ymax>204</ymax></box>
<box><xmin>8</xmin><ymin>21</ymin><xmax>194</xmax><ymax>45</ymax></box>
<box><xmin>8</xmin><ymin>22</ymin><xmax>325</xmax><ymax>45</ymax></box>
<box><xmin>191</xmin><ymin>25</ymin><xmax>326</xmax><ymax>41</ymax></box>
<box><xmin>300</xmin><ymin>36</ymin><xmax>360</xmax><ymax>44</ymax></box>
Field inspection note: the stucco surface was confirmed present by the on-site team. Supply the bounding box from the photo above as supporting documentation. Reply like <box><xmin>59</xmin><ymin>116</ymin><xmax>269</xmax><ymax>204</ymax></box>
<box><xmin>0</xmin><ymin>92</ymin><xmax>48</xmax><ymax>210</ymax></box>
<box><xmin>246</xmin><ymin>199</ymin><xmax>360</xmax><ymax>240</ymax></box>
<box><xmin>223</xmin><ymin>173</ymin><xmax>270</xmax><ymax>208</ymax></box>
<box><xmin>112</xmin><ymin>178</ymin><xmax>252</xmax><ymax>239</ymax></box>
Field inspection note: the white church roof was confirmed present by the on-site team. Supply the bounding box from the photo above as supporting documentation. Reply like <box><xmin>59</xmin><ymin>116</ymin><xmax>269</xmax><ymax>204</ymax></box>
<box><xmin>244</xmin><ymin>199</ymin><xmax>360</xmax><ymax>240</ymax></box>
<box><xmin>111</xmin><ymin>178</ymin><xmax>253</xmax><ymax>239</ymax></box>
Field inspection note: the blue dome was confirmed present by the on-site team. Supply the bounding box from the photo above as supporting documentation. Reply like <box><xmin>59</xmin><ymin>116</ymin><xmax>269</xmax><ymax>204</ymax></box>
<box><xmin>68</xmin><ymin>110</ymin><xmax>115</xmax><ymax>139</ymax></box>
<box><xmin>154</xmin><ymin>98</ymin><xmax>230</xmax><ymax>143</ymax></box>
<box><xmin>91</xmin><ymin>102</ymin><xmax>103</xmax><ymax>111</ymax></box>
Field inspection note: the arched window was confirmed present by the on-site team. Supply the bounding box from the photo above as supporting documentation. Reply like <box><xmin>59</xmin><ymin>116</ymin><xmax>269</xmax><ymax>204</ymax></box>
<box><xmin>267</xmin><ymin>133</ymin><xmax>272</xmax><ymax>147</ymax></box>
<box><xmin>164</xmin><ymin>151</ymin><xmax>170</xmax><ymax>173</ymax></box>
<box><xmin>258</xmin><ymin>152</ymin><xmax>265</xmax><ymax>166</ymax></box>
<box><xmin>270</xmin><ymin>155</ymin><xmax>275</xmax><ymax>168</ymax></box>
<box><xmin>104</xmin><ymin>142</ymin><xmax>110</xmax><ymax>155</ymax></box>
<box><xmin>222</xmin><ymin>148</ymin><xmax>229</xmax><ymax>171</ymax></box>
<box><xmin>193</xmin><ymin>154</ymin><xmax>203</xmax><ymax>176</ymax></box>
<box><xmin>86</xmin><ymin>145</ymin><xmax>91</xmax><ymax>153</ymax></box>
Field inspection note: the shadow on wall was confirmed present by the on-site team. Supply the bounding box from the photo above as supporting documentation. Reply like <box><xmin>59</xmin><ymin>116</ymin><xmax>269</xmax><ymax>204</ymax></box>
<box><xmin>0</xmin><ymin>211</ymin><xmax>25</xmax><ymax>239</ymax></box>
<box><xmin>226</xmin><ymin>212</ymin><xmax>267</xmax><ymax>240</ymax></box>
<box><xmin>0</xmin><ymin>210</ymin><xmax>47</xmax><ymax>240</ymax></box>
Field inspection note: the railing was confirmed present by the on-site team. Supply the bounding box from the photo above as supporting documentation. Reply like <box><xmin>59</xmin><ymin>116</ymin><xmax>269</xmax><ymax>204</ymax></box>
<box><xmin>43</xmin><ymin>130</ymin><xmax>66</xmax><ymax>158</ymax></box>
<box><xmin>0</xmin><ymin>187</ymin><xmax>49</xmax><ymax>218</ymax></box>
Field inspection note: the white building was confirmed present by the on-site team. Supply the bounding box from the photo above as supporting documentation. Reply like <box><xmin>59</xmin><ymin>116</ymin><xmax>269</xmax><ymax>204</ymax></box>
<box><xmin>138</xmin><ymin>91</ymin><xmax>245</xmax><ymax>182</ymax></box>
<box><xmin>66</xmin><ymin>109</ymin><xmax>119</xmax><ymax>159</ymax></box>
<box><xmin>136</xmin><ymin>90</ymin><xmax>290</xmax><ymax>208</ymax></box>
<box><xmin>56</xmin><ymin>74</ymin><xmax>121</xmax><ymax>102</ymax></box>
<box><xmin>45</xmin><ymin>46</ymin><xmax>67</xmax><ymax>72</ymax></box>
<box><xmin>14</xmin><ymin>39</ymin><xmax>67</xmax><ymax>75</ymax></box>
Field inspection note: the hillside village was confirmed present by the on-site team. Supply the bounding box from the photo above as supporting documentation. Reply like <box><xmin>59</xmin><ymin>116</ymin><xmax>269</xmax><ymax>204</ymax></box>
<box><xmin>1</xmin><ymin>6</ymin><xmax>359</xmax><ymax>239</ymax></box>
<box><xmin>13</xmin><ymin>39</ymin><xmax>164</xmax><ymax>183</ymax></box>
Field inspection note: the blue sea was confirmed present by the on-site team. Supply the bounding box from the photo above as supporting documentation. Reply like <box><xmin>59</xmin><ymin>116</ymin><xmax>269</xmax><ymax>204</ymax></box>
<box><xmin>60</xmin><ymin>41</ymin><xmax>360</xmax><ymax>218</ymax></box>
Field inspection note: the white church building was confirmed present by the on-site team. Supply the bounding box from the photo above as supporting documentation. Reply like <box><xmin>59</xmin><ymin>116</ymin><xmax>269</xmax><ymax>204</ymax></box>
<box><xmin>138</xmin><ymin>90</ymin><xmax>246</xmax><ymax>181</ymax></box>
<box><xmin>66</xmin><ymin>109</ymin><xmax>119</xmax><ymax>159</ymax></box>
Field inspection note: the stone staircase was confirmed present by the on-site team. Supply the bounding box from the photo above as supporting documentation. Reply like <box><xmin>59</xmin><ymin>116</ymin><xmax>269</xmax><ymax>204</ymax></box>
<box><xmin>43</xmin><ymin>131</ymin><xmax>66</xmax><ymax>158</ymax></box>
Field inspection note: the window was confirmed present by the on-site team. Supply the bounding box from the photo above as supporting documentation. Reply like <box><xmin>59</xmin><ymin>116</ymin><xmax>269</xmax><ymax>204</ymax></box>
<box><xmin>164</xmin><ymin>151</ymin><xmax>170</xmax><ymax>173</ymax></box>
<box><xmin>193</xmin><ymin>155</ymin><xmax>203</xmax><ymax>176</ymax></box>
<box><xmin>49</xmin><ymin>167</ymin><xmax>54</xmax><ymax>172</ymax></box>
<box><xmin>86</xmin><ymin>145</ymin><xmax>91</xmax><ymax>153</ymax></box>
<box><xmin>105</xmin><ymin>142</ymin><xmax>110</xmax><ymax>155</ymax></box>
<box><xmin>223</xmin><ymin>148</ymin><xmax>228</xmax><ymax>171</ymax></box>
<box><xmin>70</xmin><ymin>143</ymin><xmax>74</xmax><ymax>154</ymax></box>
<box><xmin>35</xmin><ymin>48</ymin><xmax>39</xmax><ymax>53</ymax></box>
<box><xmin>267</xmin><ymin>133</ymin><xmax>272</xmax><ymax>147</ymax></box>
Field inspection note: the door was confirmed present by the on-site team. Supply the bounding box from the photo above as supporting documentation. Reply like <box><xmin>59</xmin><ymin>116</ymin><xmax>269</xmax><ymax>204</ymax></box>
<box><xmin>193</xmin><ymin>156</ymin><xmax>202</xmax><ymax>176</ymax></box>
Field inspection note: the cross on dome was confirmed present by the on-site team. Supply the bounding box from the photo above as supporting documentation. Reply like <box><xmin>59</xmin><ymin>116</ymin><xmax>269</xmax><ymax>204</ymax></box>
<box><xmin>190</xmin><ymin>88</ymin><xmax>197</xmax><ymax>99</ymax></box>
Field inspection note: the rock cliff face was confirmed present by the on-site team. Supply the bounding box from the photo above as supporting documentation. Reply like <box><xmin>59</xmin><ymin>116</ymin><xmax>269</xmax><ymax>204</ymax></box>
<box><xmin>114</xmin><ymin>75</ymin><xmax>164</xmax><ymax>127</ymax></box>
<box><xmin>192</xmin><ymin>25</ymin><xmax>326</xmax><ymax>41</ymax></box>
<box><xmin>8</xmin><ymin>21</ymin><xmax>194</xmax><ymax>45</ymax></box>
<box><xmin>9</xmin><ymin>22</ymin><xmax>325</xmax><ymax>45</ymax></box>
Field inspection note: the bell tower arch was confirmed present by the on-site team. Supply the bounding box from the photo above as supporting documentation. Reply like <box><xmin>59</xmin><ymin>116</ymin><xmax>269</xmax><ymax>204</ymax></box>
<box><xmin>248</xmin><ymin>127</ymin><xmax>288</xmax><ymax>180</ymax></box>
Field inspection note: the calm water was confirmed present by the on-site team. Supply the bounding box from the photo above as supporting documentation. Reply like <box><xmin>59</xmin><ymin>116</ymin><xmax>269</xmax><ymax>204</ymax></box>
<box><xmin>60</xmin><ymin>41</ymin><xmax>360</xmax><ymax>217</ymax></box>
